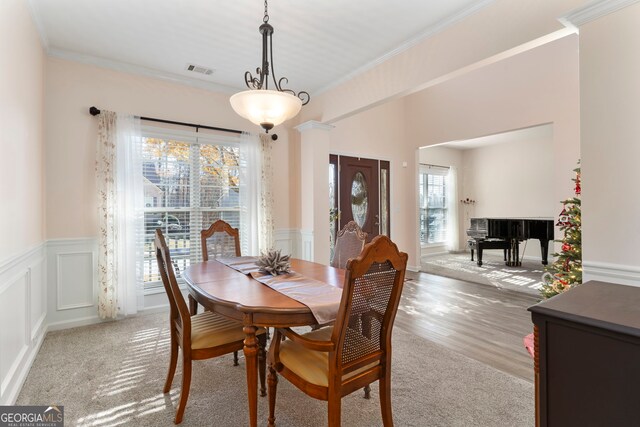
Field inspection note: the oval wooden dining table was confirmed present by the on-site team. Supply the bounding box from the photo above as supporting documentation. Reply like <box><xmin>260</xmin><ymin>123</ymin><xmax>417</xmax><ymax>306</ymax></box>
<box><xmin>183</xmin><ymin>258</ymin><xmax>345</xmax><ymax>427</ymax></box>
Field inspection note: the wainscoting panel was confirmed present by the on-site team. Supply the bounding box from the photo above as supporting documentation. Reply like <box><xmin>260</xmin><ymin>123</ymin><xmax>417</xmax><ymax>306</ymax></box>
<box><xmin>273</xmin><ymin>229</ymin><xmax>300</xmax><ymax>258</ymax></box>
<box><xmin>0</xmin><ymin>243</ymin><xmax>47</xmax><ymax>405</ymax></box>
<box><xmin>583</xmin><ymin>261</ymin><xmax>640</xmax><ymax>287</ymax></box>
<box><xmin>56</xmin><ymin>252</ymin><xmax>94</xmax><ymax>311</ymax></box>
<box><xmin>0</xmin><ymin>271</ymin><xmax>29</xmax><ymax>398</ymax></box>
<box><xmin>47</xmin><ymin>239</ymin><xmax>100</xmax><ymax>330</ymax></box>
<box><xmin>29</xmin><ymin>257</ymin><xmax>46</xmax><ymax>341</ymax></box>
<box><xmin>300</xmin><ymin>230</ymin><xmax>313</xmax><ymax>261</ymax></box>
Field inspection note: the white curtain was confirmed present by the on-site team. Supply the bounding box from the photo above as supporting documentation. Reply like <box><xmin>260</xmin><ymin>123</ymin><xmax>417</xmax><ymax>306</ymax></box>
<box><xmin>239</xmin><ymin>132</ymin><xmax>274</xmax><ymax>255</ymax></box>
<box><xmin>446</xmin><ymin>166</ymin><xmax>460</xmax><ymax>252</ymax></box>
<box><xmin>96</xmin><ymin>111</ymin><xmax>143</xmax><ymax>319</ymax></box>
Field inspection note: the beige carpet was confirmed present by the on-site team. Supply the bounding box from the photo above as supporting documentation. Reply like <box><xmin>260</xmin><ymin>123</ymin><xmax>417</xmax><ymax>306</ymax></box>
<box><xmin>17</xmin><ymin>312</ymin><xmax>533</xmax><ymax>426</ymax></box>
<box><xmin>422</xmin><ymin>252</ymin><xmax>546</xmax><ymax>297</ymax></box>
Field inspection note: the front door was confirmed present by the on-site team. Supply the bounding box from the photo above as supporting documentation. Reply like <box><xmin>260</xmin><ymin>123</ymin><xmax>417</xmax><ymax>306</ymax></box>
<box><xmin>338</xmin><ymin>156</ymin><xmax>381</xmax><ymax>242</ymax></box>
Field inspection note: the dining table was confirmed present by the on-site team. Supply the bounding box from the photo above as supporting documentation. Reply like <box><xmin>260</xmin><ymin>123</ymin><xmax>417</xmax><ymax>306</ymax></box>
<box><xmin>183</xmin><ymin>258</ymin><xmax>345</xmax><ymax>427</ymax></box>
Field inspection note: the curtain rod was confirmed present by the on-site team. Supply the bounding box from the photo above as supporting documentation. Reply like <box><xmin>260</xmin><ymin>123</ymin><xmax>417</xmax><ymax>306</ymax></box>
<box><xmin>420</xmin><ymin>163</ymin><xmax>451</xmax><ymax>169</ymax></box>
<box><xmin>89</xmin><ymin>106</ymin><xmax>242</xmax><ymax>135</ymax></box>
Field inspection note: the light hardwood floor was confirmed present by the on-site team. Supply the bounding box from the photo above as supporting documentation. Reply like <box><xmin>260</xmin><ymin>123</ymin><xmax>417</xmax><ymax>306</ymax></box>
<box><xmin>396</xmin><ymin>271</ymin><xmax>538</xmax><ymax>382</ymax></box>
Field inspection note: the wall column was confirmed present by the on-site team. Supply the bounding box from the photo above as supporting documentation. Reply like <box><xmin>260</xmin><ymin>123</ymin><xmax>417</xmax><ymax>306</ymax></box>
<box><xmin>567</xmin><ymin>0</ymin><xmax>640</xmax><ymax>286</ymax></box>
<box><xmin>296</xmin><ymin>120</ymin><xmax>334</xmax><ymax>264</ymax></box>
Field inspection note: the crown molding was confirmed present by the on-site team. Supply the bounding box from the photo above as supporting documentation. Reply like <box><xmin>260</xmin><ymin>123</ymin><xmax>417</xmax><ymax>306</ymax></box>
<box><xmin>47</xmin><ymin>48</ymin><xmax>241</xmax><ymax>95</ymax></box>
<box><xmin>314</xmin><ymin>0</ymin><xmax>496</xmax><ymax>96</ymax></box>
<box><xmin>560</xmin><ymin>0</ymin><xmax>640</xmax><ymax>27</ymax></box>
<box><xmin>295</xmin><ymin>121</ymin><xmax>335</xmax><ymax>133</ymax></box>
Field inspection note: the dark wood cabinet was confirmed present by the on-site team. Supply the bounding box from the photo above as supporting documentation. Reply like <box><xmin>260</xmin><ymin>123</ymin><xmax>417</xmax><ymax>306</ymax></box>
<box><xmin>529</xmin><ymin>281</ymin><xmax>640</xmax><ymax>427</ymax></box>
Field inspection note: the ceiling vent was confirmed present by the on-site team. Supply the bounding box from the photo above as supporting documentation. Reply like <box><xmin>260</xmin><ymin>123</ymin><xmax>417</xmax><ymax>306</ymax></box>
<box><xmin>185</xmin><ymin>64</ymin><xmax>214</xmax><ymax>75</ymax></box>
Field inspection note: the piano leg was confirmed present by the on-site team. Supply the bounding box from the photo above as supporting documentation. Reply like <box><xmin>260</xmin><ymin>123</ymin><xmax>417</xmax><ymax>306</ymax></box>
<box><xmin>507</xmin><ymin>239</ymin><xmax>521</xmax><ymax>267</ymax></box>
<box><xmin>503</xmin><ymin>249</ymin><xmax>507</xmax><ymax>262</ymax></box>
<box><xmin>470</xmin><ymin>249</ymin><xmax>474</xmax><ymax>262</ymax></box>
<box><xmin>540</xmin><ymin>239</ymin><xmax>550</xmax><ymax>265</ymax></box>
<box><xmin>477</xmin><ymin>244</ymin><xmax>483</xmax><ymax>267</ymax></box>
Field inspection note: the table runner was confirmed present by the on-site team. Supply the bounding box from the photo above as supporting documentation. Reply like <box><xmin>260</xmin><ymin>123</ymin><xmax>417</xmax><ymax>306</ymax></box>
<box><xmin>216</xmin><ymin>257</ymin><xmax>342</xmax><ymax>324</ymax></box>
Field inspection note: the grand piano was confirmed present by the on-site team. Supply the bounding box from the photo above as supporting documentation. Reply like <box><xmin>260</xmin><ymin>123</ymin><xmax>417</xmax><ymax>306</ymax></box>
<box><xmin>467</xmin><ymin>217</ymin><xmax>554</xmax><ymax>267</ymax></box>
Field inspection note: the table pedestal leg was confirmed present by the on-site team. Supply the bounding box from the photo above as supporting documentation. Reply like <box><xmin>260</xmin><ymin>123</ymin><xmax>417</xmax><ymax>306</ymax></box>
<box><xmin>243</xmin><ymin>325</ymin><xmax>258</xmax><ymax>427</ymax></box>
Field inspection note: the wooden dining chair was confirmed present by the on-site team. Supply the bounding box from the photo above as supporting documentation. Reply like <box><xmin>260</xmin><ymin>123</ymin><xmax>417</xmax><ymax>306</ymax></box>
<box><xmin>267</xmin><ymin>235</ymin><xmax>408</xmax><ymax>427</ymax></box>
<box><xmin>331</xmin><ymin>220</ymin><xmax>368</xmax><ymax>269</ymax></box>
<box><xmin>191</xmin><ymin>219</ymin><xmax>241</xmax><ymax>316</ymax></box>
<box><xmin>155</xmin><ymin>229</ymin><xmax>267</xmax><ymax>424</ymax></box>
<box><xmin>196</xmin><ymin>219</ymin><xmax>245</xmax><ymax>365</ymax></box>
<box><xmin>200</xmin><ymin>219</ymin><xmax>241</xmax><ymax>262</ymax></box>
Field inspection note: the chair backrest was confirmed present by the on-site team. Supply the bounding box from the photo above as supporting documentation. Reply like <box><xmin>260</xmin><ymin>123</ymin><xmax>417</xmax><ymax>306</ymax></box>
<box><xmin>331</xmin><ymin>235</ymin><xmax>407</xmax><ymax>378</ymax></box>
<box><xmin>201</xmin><ymin>220</ymin><xmax>241</xmax><ymax>261</ymax></box>
<box><xmin>155</xmin><ymin>229</ymin><xmax>191</xmax><ymax>340</ymax></box>
<box><xmin>331</xmin><ymin>221</ymin><xmax>368</xmax><ymax>269</ymax></box>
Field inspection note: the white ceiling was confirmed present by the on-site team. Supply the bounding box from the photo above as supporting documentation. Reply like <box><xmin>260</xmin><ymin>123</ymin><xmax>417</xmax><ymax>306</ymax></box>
<box><xmin>28</xmin><ymin>0</ymin><xmax>491</xmax><ymax>96</ymax></box>
<box><xmin>432</xmin><ymin>124</ymin><xmax>554</xmax><ymax>150</ymax></box>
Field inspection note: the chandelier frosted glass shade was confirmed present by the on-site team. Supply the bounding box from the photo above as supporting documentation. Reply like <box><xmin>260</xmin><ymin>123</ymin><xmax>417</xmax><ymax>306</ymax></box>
<box><xmin>230</xmin><ymin>89</ymin><xmax>302</xmax><ymax>131</ymax></box>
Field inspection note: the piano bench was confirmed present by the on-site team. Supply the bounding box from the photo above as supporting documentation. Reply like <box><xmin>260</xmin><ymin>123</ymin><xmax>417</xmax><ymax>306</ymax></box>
<box><xmin>468</xmin><ymin>238</ymin><xmax>511</xmax><ymax>265</ymax></box>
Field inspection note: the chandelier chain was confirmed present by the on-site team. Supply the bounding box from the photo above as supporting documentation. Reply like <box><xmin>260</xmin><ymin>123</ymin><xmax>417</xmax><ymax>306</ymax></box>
<box><xmin>263</xmin><ymin>0</ymin><xmax>269</xmax><ymax>23</ymax></box>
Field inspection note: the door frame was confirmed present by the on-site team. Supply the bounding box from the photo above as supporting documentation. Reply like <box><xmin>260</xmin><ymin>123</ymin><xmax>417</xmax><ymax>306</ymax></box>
<box><xmin>330</xmin><ymin>153</ymin><xmax>391</xmax><ymax>243</ymax></box>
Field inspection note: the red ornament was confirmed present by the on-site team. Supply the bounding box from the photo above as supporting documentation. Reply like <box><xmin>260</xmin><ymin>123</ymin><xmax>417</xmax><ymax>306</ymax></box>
<box><xmin>562</xmin><ymin>243</ymin><xmax>571</xmax><ymax>252</ymax></box>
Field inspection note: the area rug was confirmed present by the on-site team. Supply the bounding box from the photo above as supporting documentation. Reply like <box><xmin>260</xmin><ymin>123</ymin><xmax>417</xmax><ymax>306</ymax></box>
<box><xmin>17</xmin><ymin>312</ymin><xmax>533</xmax><ymax>426</ymax></box>
<box><xmin>422</xmin><ymin>252</ymin><xmax>545</xmax><ymax>297</ymax></box>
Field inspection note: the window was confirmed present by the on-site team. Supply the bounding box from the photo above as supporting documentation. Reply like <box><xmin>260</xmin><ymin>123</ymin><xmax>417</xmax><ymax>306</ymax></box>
<box><xmin>141</xmin><ymin>128</ymin><xmax>241</xmax><ymax>288</ymax></box>
<box><xmin>419</xmin><ymin>165</ymin><xmax>448</xmax><ymax>245</ymax></box>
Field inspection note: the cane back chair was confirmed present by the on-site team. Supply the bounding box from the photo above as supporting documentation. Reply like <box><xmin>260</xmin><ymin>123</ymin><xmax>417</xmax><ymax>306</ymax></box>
<box><xmin>268</xmin><ymin>235</ymin><xmax>408</xmax><ymax>426</ymax></box>
<box><xmin>331</xmin><ymin>220</ymin><xmax>368</xmax><ymax>269</ymax></box>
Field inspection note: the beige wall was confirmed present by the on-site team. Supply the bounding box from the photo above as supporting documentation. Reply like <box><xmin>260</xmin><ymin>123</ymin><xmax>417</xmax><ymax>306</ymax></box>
<box><xmin>419</xmin><ymin>126</ymin><xmax>556</xmax><ymax>259</ymax></box>
<box><xmin>324</xmin><ymin>35</ymin><xmax>579</xmax><ymax>267</ymax></box>
<box><xmin>0</xmin><ymin>0</ymin><xmax>45</xmax><ymax>261</ymax></box>
<box><xmin>462</xmin><ymin>129</ymin><xmax>556</xmax><ymax>259</ymax></box>
<box><xmin>406</xmin><ymin>35</ymin><xmax>579</xmax><ymax>259</ymax></box>
<box><xmin>44</xmin><ymin>58</ymin><xmax>293</xmax><ymax>239</ymax></box>
<box><xmin>299</xmin><ymin>0</ymin><xmax>586</xmax><ymax>125</ymax></box>
<box><xmin>579</xmin><ymin>3</ymin><xmax>640</xmax><ymax>271</ymax></box>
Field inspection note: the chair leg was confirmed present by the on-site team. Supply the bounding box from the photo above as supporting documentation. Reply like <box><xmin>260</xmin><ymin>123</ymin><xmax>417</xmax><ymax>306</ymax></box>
<box><xmin>267</xmin><ymin>365</ymin><xmax>278</xmax><ymax>427</ymax></box>
<box><xmin>379</xmin><ymin>373</ymin><xmax>393</xmax><ymax>427</ymax></box>
<box><xmin>327</xmin><ymin>393</ymin><xmax>342</xmax><ymax>427</ymax></box>
<box><xmin>164</xmin><ymin>335</ymin><xmax>178</xmax><ymax>394</ymax></box>
<box><xmin>258</xmin><ymin>334</ymin><xmax>267</xmax><ymax>397</ymax></box>
<box><xmin>363</xmin><ymin>384</ymin><xmax>371</xmax><ymax>399</ymax></box>
<box><xmin>175</xmin><ymin>355</ymin><xmax>192</xmax><ymax>424</ymax></box>
<box><xmin>233</xmin><ymin>351</ymin><xmax>239</xmax><ymax>366</ymax></box>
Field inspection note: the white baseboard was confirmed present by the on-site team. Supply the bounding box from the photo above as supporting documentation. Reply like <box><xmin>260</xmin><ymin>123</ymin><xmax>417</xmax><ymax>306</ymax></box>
<box><xmin>46</xmin><ymin>315</ymin><xmax>105</xmax><ymax>332</ymax></box>
<box><xmin>583</xmin><ymin>261</ymin><xmax>640</xmax><ymax>287</ymax></box>
<box><xmin>407</xmin><ymin>265</ymin><xmax>421</xmax><ymax>272</ymax></box>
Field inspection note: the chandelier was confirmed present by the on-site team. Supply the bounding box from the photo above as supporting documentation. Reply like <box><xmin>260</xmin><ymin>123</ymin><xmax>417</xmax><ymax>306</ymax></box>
<box><xmin>230</xmin><ymin>0</ymin><xmax>310</xmax><ymax>133</ymax></box>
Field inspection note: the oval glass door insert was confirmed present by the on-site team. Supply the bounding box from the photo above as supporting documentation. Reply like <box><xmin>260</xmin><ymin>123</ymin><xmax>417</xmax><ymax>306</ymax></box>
<box><xmin>351</xmin><ymin>172</ymin><xmax>368</xmax><ymax>228</ymax></box>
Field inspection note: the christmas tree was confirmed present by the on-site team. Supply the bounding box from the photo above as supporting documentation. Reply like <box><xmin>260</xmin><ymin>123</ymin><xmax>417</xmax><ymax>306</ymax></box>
<box><xmin>540</xmin><ymin>163</ymin><xmax>582</xmax><ymax>299</ymax></box>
